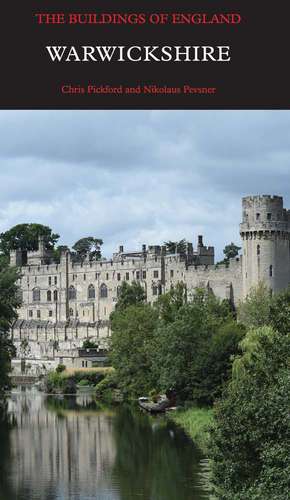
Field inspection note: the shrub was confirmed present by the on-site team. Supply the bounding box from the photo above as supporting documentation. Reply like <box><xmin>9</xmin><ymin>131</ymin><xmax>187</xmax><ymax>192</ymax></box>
<box><xmin>77</xmin><ymin>379</ymin><xmax>90</xmax><ymax>386</ymax></box>
<box><xmin>56</xmin><ymin>364</ymin><xmax>66</xmax><ymax>373</ymax></box>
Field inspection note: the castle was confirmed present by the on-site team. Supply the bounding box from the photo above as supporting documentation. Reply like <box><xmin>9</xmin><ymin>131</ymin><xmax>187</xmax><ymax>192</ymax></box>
<box><xmin>10</xmin><ymin>195</ymin><xmax>290</xmax><ymax>374</ymax></box>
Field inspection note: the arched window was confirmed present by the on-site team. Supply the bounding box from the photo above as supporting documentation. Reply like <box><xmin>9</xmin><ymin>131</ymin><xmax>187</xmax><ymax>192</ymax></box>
<box><xmin>152</xmin><ymin>286</ymin><xmax>158</xmax><ymax>296</ymax></box>
<box><xmin>257</xmin><ymin>245</ymin><xmax>260</xmax><ymax>256</ymax></box>
<box><xmin>53</xmin><ymin>290</ymin><xmax>58</xmax><ymax>302</ymax></box>
<box><xmin>68</xmin><ymin>285</ymin><xmax>76</xmax><ymax>300</ymax></box>
<box><xmin>100</xmin><ymin>283</ymin><xmax>108</xmax><ymax>298</ymax></box>
<box><xmin>47</xmin><ymin>290</ymin><xmax>52</xmax><ymax>302</ymax></box>
<box><xmin>69</xmin><ymin>308</ymin><xmax>74</xmax><ymax>317</ymax></box>
<box><xmin>88</xmin><ymin>284</ymin><xmax>95</xmax><ymax>299</ymax></box>
<box><xmin>32</xmin><ymin>288</ymin><xmax>40</xmax><ymax>302</ymax></box>
<box><xmin>269</xmin><ymin>265</ymin><xmax>273</xmax><ymax>277</ymax></box>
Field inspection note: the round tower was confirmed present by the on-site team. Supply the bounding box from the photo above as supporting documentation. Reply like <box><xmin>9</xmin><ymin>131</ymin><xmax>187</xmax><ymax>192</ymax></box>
<box><xmin>240</xmin><ymin>195</ymin><xmax>290</xmax><ymax>297</ymax></box>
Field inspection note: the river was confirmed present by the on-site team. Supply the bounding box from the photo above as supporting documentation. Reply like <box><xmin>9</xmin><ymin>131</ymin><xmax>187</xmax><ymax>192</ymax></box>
<box><xmin>0</xmin><ymin>387</ymin><xmax>210</xmax><ymax>500</ymax></box>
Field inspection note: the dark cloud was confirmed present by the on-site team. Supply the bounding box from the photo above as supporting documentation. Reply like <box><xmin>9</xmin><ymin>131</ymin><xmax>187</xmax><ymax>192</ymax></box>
<box><xmin>0</xmin><ymin>111</ymin><xmax>289</xmax><ymax>260</ymax></box>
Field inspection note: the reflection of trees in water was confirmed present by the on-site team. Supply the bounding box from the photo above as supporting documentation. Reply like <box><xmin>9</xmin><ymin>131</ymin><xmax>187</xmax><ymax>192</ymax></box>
<box><xmin>0</xmin><ymin>402</ymin><xmax>15</xmax><ymax>500</ymax></box>
<box><xmin>45</xmin><ymin>394</ymin><xmax>102</xmax><ymax>413</ymax></box>
<box><xmin>112</xmin><ymin>406</ymin><xmax>205</xmax><ymax>500</ymax></box>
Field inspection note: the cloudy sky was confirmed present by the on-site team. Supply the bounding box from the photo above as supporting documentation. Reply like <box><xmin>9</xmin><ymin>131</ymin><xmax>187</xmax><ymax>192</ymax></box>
<box><xmin>0</xmin><ymin>110</ymin><xmax>289</xmax><ymax>260</ymax></box>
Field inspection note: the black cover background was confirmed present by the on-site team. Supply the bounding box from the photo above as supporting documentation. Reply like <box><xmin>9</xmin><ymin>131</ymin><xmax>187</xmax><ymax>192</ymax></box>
<box><xmin>0</xmin><ymin>0</ymin><xmax>289</xmax><ymax>109</ymax></box>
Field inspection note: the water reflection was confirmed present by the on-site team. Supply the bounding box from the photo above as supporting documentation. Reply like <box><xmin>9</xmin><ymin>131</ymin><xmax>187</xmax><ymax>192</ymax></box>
<box><xmin>0</xmin><ymin>388</ymin><xmax>209</xmax><ymax>500</ymax></box>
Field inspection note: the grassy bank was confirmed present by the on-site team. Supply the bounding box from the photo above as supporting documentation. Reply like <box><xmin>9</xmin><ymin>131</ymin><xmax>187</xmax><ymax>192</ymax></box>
<box><xmin>169</xmin><ymin>407</ymin><xmax>213</xmax><ymax>454</ymax></box>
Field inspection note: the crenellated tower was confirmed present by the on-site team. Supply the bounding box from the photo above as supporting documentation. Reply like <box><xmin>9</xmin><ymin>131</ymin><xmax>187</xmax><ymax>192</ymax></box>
<box><xmin>240</xmin><ymin>195</ymin><xmax>290</xmax><ymax>297</ymax></box>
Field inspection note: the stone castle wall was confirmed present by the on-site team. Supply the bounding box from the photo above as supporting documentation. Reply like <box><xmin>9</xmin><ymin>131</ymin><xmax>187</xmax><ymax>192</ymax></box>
<box><xmin>10</xmin><ymin>194</ymin><xmax>290</xmax><ymax>372</ymax></box>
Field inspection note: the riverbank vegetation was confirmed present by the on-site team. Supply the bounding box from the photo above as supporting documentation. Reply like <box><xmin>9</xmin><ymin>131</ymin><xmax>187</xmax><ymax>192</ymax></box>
<box><xmin>0</xmin><ymin>257</ymin><xmax>21</xmax><ymax>398</ymax></box>
<box><xmin>45</xmin><ymin>367</ymin><xmax>110</xmax><ymax>394</ymax></box>
<box><xmin>108</xmin><ymin>281</ymin><xmax>290</xmax><ymax>499</ymax></box>
<box><xmin>169</xmin><ymin>407</ymin><xmax>213</xmax><ymax>454</ymax></box>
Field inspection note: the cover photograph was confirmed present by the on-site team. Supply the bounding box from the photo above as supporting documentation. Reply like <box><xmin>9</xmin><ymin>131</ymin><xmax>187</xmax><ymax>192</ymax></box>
<box><xmin>0</xmin><ymin>2</ymin><xmax>289</xmax><ymax>500</ymax></box>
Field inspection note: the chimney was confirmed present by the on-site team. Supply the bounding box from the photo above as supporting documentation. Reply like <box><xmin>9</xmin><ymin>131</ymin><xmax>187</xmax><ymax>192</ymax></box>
<box><xmin>142</xmin><ymin>244</ymin><xmax>146</xmax><ymax>253</ymax></box>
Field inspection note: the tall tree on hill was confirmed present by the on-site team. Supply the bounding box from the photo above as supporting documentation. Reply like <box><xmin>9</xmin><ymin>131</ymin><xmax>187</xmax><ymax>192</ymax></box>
<box><xmin>0</xmin><ymin>223</ymin><xmax>59</xmax><ymax>256</ymax></box>
<box><xmin>164</xmin><ymin>239</ymin><xmax>187</xmax><ymax>255</ymax></box>
<box><xmin>72</xmin><ymin>237</ymin><xmax>103</xmax><ymax>260</ymax></box>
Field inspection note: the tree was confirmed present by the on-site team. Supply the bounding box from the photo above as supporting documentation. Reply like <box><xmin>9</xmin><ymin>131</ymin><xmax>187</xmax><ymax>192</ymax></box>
<box><xmin>52</xmin><ymin>245</ymin><xmax>69</xmax><ymax>263</ymax></box>
<box><xmin>110</xmin><ymin>304</ymin><xmax>158</xmax><ymax>398</ymax></box>
<box><xmin>164</xmin><ymin>239</ymin><xmax>187</xmax><ymax>255</ymax></box>
<box><xmin>155</xmin><ymin>282</ymin><xmax>187</xmax><ymax>323</ymax></box>
<box><xmin>216</xmin><ymin>242</ymin><xmax>241</xmax><ymax>266</ymax></box>
<box><xmin>238</xmin><ymin>282</ymin><xmax>272</xmax><ymax>328</ymax></box>
<box><xmin>0</xmin><ymin>260</ymin><xmax>21</xmax><ymax>394</ymax></box>
<box><xmin>0</xmin><ymin>223</ymin><xmax>59</xmax><ymax>256</ymax></box>
<box><xmin>72</xmin><ymin>237</ymin><xmax>103</xmax><ymax>260</ymax></box>
<box><xmin>113</xmin><ymin>281</ymin><xmax>146</xmax><ymax>313</ymax></box>
<box><xmin>152</xmin><ymin>290</ymin><xmax>239</xmax><ymax>403</ymax></box>
<box><xmin>210</xmin><ymin>327</ymin><xmax>290</xmax><ymax>499</ymax></box>
<box><xmin>269</xmin><ymin>287</ymin><xmax>290</xmax><ymax>335</ymax></box>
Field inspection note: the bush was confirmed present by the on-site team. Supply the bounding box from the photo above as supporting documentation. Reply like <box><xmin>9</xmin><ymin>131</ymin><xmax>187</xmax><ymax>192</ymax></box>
<box><xmin>72</xmin><ymin>370</ymin><xmax>105</xmax><ymax>386</ymax></box>
<box><xmin>56</xmin><ymin>364</ymin><xmax>66</xmax><ymax>373</ymax></box>
<box><xmin>95</xmin><ymin>372</ymin><xmax>119</xmax><ymax>402</ymax></box>
<box><xmin>77</xmin><ymin>379</ymin><xmax>90</xmax><ymax>386</ymax></box>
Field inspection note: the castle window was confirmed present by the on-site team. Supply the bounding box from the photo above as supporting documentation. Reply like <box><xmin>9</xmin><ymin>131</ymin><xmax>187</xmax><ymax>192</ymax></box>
<box><xmin>267</xmin><ymin>213</ymin><xmax>272</xmax><ymax>221</ymax></box>
<box><xmin>69</xmin><ymin>308</ymin><xmax>74</xmax><ymax>317</ymax></box>
<box><xmin>53</xmin><ymin>290</ymin><xmax>58</xmax><ymax>302</ymax></box>
<box><xmin>47</xmin><ymin>290</ymin><xmax>52</xmax><ymax>302</ymax></box>
<box><xmin>136</xmin><ymin>271</ymin><xmax>140</xmax><ymax>280</ymax></box>
<box><xmin>54</xmin><ymin>276</ymin><xmax>57</xmax><ymax>285</ymax></box>
<box><xmin>106</xmin><ymin>273</ymin><xmax>109</xmax><ymax>280</ymax></box>
<box><xmin>269</xmin><ymin>265</ymin><xmax>273</xmax><ymax>277</ymax></box>
<box><xmin>49</xmin><ymin>310</ymin><xmax>52</xmax><ymax>317</ymax></box>
<box><xmin>100</xmin><ymin>283</ymin><xmax>108</xmax><ymax>298</ymax></box>
<box><xmin>170</xmin><ymin>270</ymin><xmax>174</xmax><ymax>278</ymax></box>
<box><xmin>256</xmin><ymin>213</ymin><xmax>260</xmax><ymax>220</ymax></box>
<box><xmin>257</xmin><ymin>245</ymin><xmax>260</xmax><ymax>256</ymax></box>
<box><xmin>48</xmin><ymin>277</ymin><xmax>52</xmax><ymax>286</ymax></box>
<box><xmin>126</xmin><ymin>272</ymin><xmax>129</xmax><ymax>281</ymax></box>
<box><xmin>68</xmin><ymin>286</ymin><xmax>76</xmax><ymax>300</ymax></box>
<box><xmin>154</xmin><ymin>270</ymin><xmax>159</xmax><ymax>279</ymax></box>
<box><xmin>152</xmin><ymin>286</ymin><xmax>158</xmax><ymax>296</ymax></box>
<box><xmin>117</xmin><ymin>273</ymin><xmax>121</xmax><ymax>281</ymax></box>
<box><xmin>83</xmin><ymin>274</ymin><xmax>86</xmax><ymax>281</ymax></box>
<box><xmin>29</xmin><ymin>310</ymin><xmax>33</xmax><ymax>317</ymax></box>
<box><xmin>34</xmin><ymin>276</ymin><xmax>37</xmax><ymax>283</ymax></box>
<box><xmin>32</xmin><ymin>288</ymin><xmax>40</xmax><ymax>302</ymax></box>
<box><xmin>88</xmin><ymin>284</ymin><xmax>95</xmax><ymax>299</ymax></box>
<box><xmin>37</xmin><ymin>310</ymin><xmax>41</xmax><ymax>319</ymax></box>
<box><xmin>142</xmin><ymin>271</ymin><xmax>146</xmax><ymax>279</ymax></box>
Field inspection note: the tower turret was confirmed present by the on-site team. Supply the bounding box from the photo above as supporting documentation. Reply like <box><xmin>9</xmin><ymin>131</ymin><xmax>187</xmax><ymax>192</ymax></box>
<box><xmin>240</xmin><ymin>195</ymin><xmax>290</xmax><ymax>296</ymax></box>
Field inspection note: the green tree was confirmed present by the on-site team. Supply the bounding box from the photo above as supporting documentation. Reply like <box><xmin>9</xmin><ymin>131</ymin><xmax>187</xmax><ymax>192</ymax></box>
<box><xmin>164</xmin><ymin>239</ymin><xmax>187</xmax><ymax>255</ymax></box>
<box><xmin>155</xmin><ymin>282</ymin><xmax>187</xmax><ymax>324</ymax></box>
<box><xmin>217</xmin><ymin>242</ymin><xmax>241</xmax><ymax>266</ymax></box>
<box><xmin>152</xmin><ymin>291</ymin><xmax>239</xmax><ymax>404</ymax></box>
<box><xmin>210</xmin><ymin>327</ymin><xmax>290</xmax><ymax>499</ymax></box>
<box><xmin>110</xmin><ymin>304</ymin><xmax>158</xmax><ymax>398</ymax></box>
<box><xmin>238</xmin><ymin>282</ymin><xmax>272</xmax><ymax>328</ymax></box>
<box><xmin>72</xmin><ymin>237</ymin><xmax>103</xmax><ymax>260</ymax></box>
<box><xmin>269</xmin><ymin>287</ymin><xmax>290</xmax><ymax>335</ymax></box>
<box><xmin>0</xmin><ymin>260</ymin><xmax>21</xmax><ymax>394</ymax></box>
<box><xmin>113</xmin><ymin>281</ymin><xmax>146</xmax><ymax>313</ymax></box>
<box><xmin>52</xmin><ymin>245</ymin><xmax>69</xmax><ymax>263</ymax></box>
<box><xmin>0</xmin><ymin>223</ymin><xmax>59</xmax><ymax>256</ymax></box>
